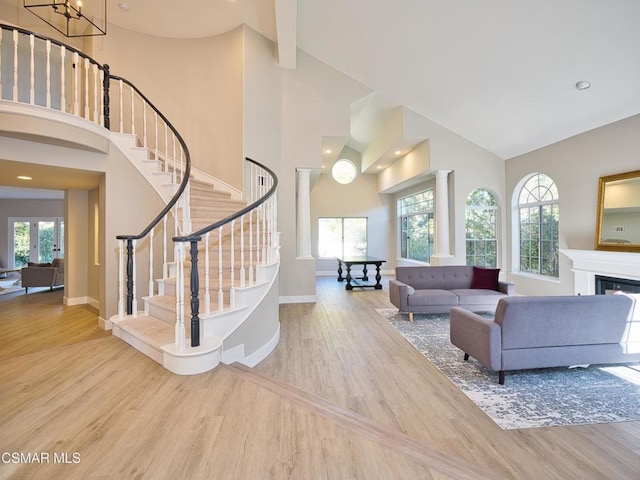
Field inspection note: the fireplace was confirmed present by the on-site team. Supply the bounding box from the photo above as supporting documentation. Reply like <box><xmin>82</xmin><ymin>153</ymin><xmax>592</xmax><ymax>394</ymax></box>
<box><xmin>561</xmin><ymin>249</ymin><xmax>640</xmax><ymax>296</ymax></box>
<box><xmin>595</xmin><ymin>275</ymin><xmax>640</xmax><ymax>295</ymax></box>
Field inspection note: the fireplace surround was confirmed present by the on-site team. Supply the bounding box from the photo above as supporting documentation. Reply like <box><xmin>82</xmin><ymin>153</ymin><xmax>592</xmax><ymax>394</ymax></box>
<box><xmin>561</xmin><ymin>249</ymin><xmax>640</xmax><ymax>296</ymax></box>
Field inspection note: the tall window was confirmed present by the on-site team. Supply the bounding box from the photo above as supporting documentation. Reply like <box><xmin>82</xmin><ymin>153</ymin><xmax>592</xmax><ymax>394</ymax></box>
<box><xmin>518</xmin><ymin>173</ymin><xmax>559</xmax><ymax>277</ymax></box>
<box><xmin>318</xmin><ymin>217</ymin><xmax>367</xmax><ymax>258</ymax></box>
<box><xmin>466</xmin><ymin>188</ymin><xmax>497</xmax><ymax>267</ymax></box>
<box><xmin>400</xmin><ymin>190</ymin><xmax>434</xmax><ymax>262</ymax></box>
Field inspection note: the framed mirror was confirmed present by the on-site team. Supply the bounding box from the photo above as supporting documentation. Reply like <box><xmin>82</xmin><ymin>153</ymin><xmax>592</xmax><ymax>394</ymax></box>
<box><xmin>595</xmin><ymin>170</ymin><xmax>640</xmax><ymax>252</ymax></box>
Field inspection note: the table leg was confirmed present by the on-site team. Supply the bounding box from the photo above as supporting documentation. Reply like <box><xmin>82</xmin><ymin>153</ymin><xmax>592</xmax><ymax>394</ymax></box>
<box><xmin>337</xmin><ymin>261</ymin><xmax>344</xmax><ymax>282</ymax></box>
<box><xmin>374</xmin><ymin>263</ymin><xmax>382</xmax><ymax>289</ymax></box>
<box><xmin>346</xmin><ymin>264</ymin><xmax>353</xmax><ymax>290</ymax></box>
<box><xmin>362</xmin><ymin>264</ymin><xmax>368</xmax><ymax>282</ymax></box>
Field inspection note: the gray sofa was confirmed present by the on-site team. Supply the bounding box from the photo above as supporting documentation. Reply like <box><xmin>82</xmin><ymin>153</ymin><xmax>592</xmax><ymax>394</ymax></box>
<box><xmin>389</xmin><ymin>265</ymin><xmax>515</xmax><ymax>321</ymax></box>
<box><xmin>21</xmin><ymin>258</ymin><xmax>64</xmax><ymax>293</ymax></box>
<box><xmin>450</xmin><ymin>294</ymin><xmax>640</xmax><ymax>384</ymax></box>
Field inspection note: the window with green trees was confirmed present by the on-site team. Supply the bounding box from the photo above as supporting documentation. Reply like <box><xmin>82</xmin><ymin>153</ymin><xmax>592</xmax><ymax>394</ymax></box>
<box><xmin>465</xmin><ymin>188</ymin><xmax>497</xmax><ymax>267</ymax></box>
<box><xmin>400</xmin><ymin>190</ymin><xmax>434</xmax><ymax>262</ymax></box>
<box><xmin>518</xmin><ymin>173</ymin><xmax>559</xmax><ymax>277</ymax></box>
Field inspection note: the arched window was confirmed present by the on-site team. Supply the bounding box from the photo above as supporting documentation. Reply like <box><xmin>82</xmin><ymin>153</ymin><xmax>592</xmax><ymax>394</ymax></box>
<box><xmin>465</xmin><ymin>188</ymin><xmax>497</xmax><ymax>267</ymax></box>
<box><xmin>518</xmin><ymin>173</ymin><xmax>559</xmax><ymax>277</ymax></box>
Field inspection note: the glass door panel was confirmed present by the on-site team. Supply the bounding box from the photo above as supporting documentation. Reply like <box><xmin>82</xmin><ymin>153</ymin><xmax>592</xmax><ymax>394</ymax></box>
<box><xmin>13</xmin><ymin>221</ymin><xmax>31</xmax><ymax>268</ymax></box>
<box><xmin>38</xmin><ymin>221</ymin><xmax>56</xmax><ymax>263</ymax></box>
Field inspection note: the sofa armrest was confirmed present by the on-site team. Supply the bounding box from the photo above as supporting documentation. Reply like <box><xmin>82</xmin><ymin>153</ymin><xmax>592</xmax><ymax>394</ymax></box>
<box><xmin>450</xmin><ymin>307</ymin><xmax>501</xmax><ymax>371</ymax></box>
<box><xmin>389</xmin><ymin>279</ymin><xmax>411</xmax><ymax>311</ymax></box>
<box><xmin>498</xmin><ymin>281</ymin><xmax>515</xmax><ymax>296</ymax></box>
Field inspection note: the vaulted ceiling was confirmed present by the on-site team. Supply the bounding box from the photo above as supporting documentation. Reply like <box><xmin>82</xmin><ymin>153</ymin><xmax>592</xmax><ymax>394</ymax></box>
<box><xmin>6</xmin><ymin>0</ymin><xmax>640</xmax><ymax>162</ymax></box>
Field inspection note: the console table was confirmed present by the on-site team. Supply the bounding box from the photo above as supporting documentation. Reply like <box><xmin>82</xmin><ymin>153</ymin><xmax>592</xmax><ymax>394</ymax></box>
<box><xmin>337</xmin><ymin>256</ymin><xmax>386</xmax><ymax>290</ymax></box>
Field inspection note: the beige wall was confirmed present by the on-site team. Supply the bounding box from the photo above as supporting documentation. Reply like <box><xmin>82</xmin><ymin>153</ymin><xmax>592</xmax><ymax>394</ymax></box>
<box><xmin>88</xmin><ymin>188</ymin><xmax>100</xmax><ymax>304</ymax></box>
<box><xmin>65</xmin><ymin>189</ymin><xmax>88</xmax><ymax>303</ymax></box>
<box><xmin>93</xmin><ymin>24</ymin><xmax>244</xmax><ymax>189</ymax></box>
<box><xmin>505</xmin><ymin>113</ymin><xmax>640</xmax><ymax>295</ymax></box>
<box><xmin>312</xmin><ymin>147</ymin><xmax>395</xmax><ymax>274</ymax></box>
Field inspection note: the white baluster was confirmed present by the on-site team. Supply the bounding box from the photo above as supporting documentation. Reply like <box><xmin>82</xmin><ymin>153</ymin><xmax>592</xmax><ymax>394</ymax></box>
<box><xmin>204</xmin><ymin>232</ymin><xmax>211</xmax><ymax>315</ymax></box>
<box><xmin>162</xmin><ymin>215</ymin><xmax>168</xmax><ymax>280</ymax></box>
<box><xmin>60</xmin><ymin>46</ymin><xmax>66</xmax><ymax>112</ymax></box>
<box><xmin>249</xmin><ymin>208</ymin><xmax>254</xmax><ymax>284</ymax></box>
<box><xmin>240</xmin><ymin>213</ymin><xmax>246</xmax><ymax>288</ymax></box>
<box><xmin>218</xmin><ymin>227</ymin><xmax>224</xmax><ymax>312</ymax></box>
<box><xmin>82</xmin><ymin>58</ymin><xmax>88</xmax><ymax>118</ymax></box>
<box><xmin>172</xmin><ymin>134</ymin><xmax>177</xmax><ymax>182</ymax></box>
<box><xmin>148</xmin><ymin>228</ymin><xmax>154</xmax><ymax>302</ymax></box>
<box><xmin>175</xmin><ymin>243</ymin><xmax>186</xmax><ymax>350</ymax></box>
<box><xmin>29</xmin><ymin>34</ymin><xmax>34</xmax><ymax>105</ymax></box>
<box><xmin>143</xmin><ymin>99</ymin><xmax>147</xmax><ymax>148</ymax></box>
<box><xmin>119</xmin><ymin>79</ymin><xmax>124</xmax><ymax>132</ymax></box>
<box><xmin>118</xmin><ymin>240</ymin><xmax>125</xmax><ymax>317</ymax></box>
<box><xmin>154</xmin><ymin>110</ymin><xmax>159</xmax><ymax>160</ymax></box>
<box><xmin>73</xmin><ymin>51</ymin><xmax>79</xmax><ymax>115</ymax></box>
<box><xmin>164</xmin><ymin>123</ymin><xmax>169</xmax><ymax>174</ymax></box>
<box><xmin>230</xmin><ymin>219</ymin><xmax>236</xmax><ymax>308</ymax></box>
<box><xmin>45</xmin><ymin>40</ymin><xmax>51</xmax><ymax>108</ymax></box>
<box><xmin>131</xmin><ymin>239</ymin><xmax>138</xmax><ymax>316</ymax></box>
<box><xmin>99</xmin><ymin>68</ymin><xmax>104</xmax><ymax>126</ymax></box>
<box><xmin>130</xmin><ymin>84</ymin><xmax>135</xmax><ymax>136</ymax></box>
<box><xmin>12</xmin><ymin>30</ymin><xmax>18</xmax><ymax>102</ymax></box>
<box><xmin>93</xmin><ymin>63</ymin><xmax>99</xmax><ymax>122</ymax></box>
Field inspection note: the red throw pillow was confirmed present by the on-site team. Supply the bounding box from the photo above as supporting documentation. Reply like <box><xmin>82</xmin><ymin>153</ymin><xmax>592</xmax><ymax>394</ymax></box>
<box><xmin>471</xmin><ymin>266</ymin><xmax>500</xmax><ymax>291</ymax></box>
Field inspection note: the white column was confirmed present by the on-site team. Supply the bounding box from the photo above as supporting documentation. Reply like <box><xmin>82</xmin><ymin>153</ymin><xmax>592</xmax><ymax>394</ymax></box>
<box><xmin>431</xmin><ymin>169</ymin><xmax>454</xmax><ymax>265</ymax></box>
<box><xmin>296</xmin><ymin>168</ymin><xmax>313</xmax><ymax>258</ymax></box>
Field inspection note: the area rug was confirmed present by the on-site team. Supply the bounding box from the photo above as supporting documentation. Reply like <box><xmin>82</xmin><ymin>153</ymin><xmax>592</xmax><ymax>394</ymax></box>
<box><xmin>376</xmin><ymin>308</ymin><xmax>640</xmax><ymax>430</ymax></box>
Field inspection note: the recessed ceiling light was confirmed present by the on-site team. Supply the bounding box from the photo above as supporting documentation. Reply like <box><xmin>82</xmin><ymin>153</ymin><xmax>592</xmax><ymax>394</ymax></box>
<box><xmin>119</xmin><ymin>2</ymin><xmax>130</xmax><ymax>11</ymax></box>
<box><xmin>575</xmin><ymin>80</ymin><xmax>591</xmax><ymax>91</ymax></box>
<box><xmin>395</xmin><ymin>150</ymin><xmax>402</xmax><ymax>155</ymax></box>
<box><xmin>324</xmin><ymin>149</ymin><xmax>332</xmax><ymax>154</ymax></box>
<box><xmin>17</xmin><ymin>175</ymin><xmax>32</xmax><ymax>180</ymax></box>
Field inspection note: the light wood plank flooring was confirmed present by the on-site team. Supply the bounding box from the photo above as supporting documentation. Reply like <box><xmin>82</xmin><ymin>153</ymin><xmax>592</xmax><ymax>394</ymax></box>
<box><xmin>1</xmin><ymin>279</ymin><xmax>639</xmax><ymax>479</ymax></box>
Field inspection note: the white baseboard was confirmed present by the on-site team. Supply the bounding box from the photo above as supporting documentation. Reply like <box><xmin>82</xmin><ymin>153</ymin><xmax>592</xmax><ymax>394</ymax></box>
<box><xmin>279</xmin><ymin>295</ymin><xmax>317</xmax><ymax>304</ymax></box>
<box><xmin>221</xmin><ymin>344</ymin><xmax>245</xmax><ymax>365</ymax></box>
<box><xmin>63</xmin><ymin>296</ymin><xmax>99</xmax><ymax>308</ymax></box>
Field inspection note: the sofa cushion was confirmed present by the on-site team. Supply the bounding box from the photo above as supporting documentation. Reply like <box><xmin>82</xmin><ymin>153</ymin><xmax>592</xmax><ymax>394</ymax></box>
<box><xmin>470</xmin><ymin>267</ymin><xmax>500</xmax><ymax>291</ymax></box>
<box><xmin>407</xmin><ymin>289</ymin><xmax>459</xmax><ymax>307</ymax></box>
<box><xmin>27</xmin><ymin>262</ymin><xmax>52</xmax><ymax>267</ymax></box>
<box><xmin>451</xmin><ymin>289</ymin><xmax>505</xmax><ymax>306</ymax></box>
<box><xmin>395</xmin><ymin>266</ymin><xmax>474</xmax><ymax>290</ymax></box>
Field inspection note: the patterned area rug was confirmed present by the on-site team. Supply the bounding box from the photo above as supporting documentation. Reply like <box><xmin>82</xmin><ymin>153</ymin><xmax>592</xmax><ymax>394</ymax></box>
<box><xmin>376</xmin><ymin>308</ymin><xmax>640</xmax><ymax>429</ymax></box>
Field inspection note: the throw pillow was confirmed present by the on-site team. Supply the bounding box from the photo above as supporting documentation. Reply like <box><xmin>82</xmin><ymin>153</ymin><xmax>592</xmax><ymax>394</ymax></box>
<box><xmin>470</xmin><ymin>266</ymin><xmax>500</xmax><ymax>291</ymax></box>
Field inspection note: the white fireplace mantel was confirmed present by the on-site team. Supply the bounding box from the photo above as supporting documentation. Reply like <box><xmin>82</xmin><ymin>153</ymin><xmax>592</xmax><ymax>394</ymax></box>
<box><xmin>561</xmin><ymin>249</ymin><xmax>640</xmax><ymax>295</ymax></box>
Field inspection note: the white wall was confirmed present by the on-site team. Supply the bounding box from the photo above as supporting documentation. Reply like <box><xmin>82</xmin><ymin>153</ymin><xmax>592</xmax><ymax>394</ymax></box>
<box><xmin>93</xmin><ymin>24</ymin><xmax>245</xmax><ymax>189</ymax></box>
<box><xmin>312</xmin><ymin>147</ymin><xmax>394</xmax><ymax>276</ymax></box>
<box><xmin>505</xmin><ymin>114</ymin><xmax>640</xmax><ymax>295</ymax></box>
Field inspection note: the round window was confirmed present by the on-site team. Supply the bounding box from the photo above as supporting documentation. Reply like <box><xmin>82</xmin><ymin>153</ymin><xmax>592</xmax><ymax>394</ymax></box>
<box><xmin>331</xmin><ymin>159</ymin><xmax>357</xmax><ymax>184</ymax></box>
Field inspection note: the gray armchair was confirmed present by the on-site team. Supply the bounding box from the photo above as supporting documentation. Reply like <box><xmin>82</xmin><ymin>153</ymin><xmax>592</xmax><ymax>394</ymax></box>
<box><xmin>21</xmin><ymin>258</ymin><xmax>64</xmax><ymax>293</ymax></box>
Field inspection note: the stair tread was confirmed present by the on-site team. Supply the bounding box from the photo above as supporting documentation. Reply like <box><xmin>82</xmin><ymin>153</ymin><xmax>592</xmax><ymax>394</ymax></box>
<box><xmin>117</xmin><ymin>315</ymin><xmax>174</xmax><ymax>348</ymax></box>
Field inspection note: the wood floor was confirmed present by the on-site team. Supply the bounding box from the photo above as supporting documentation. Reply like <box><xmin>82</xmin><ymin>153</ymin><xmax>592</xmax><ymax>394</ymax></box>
<box><xmin>1</xmin><ymin>279</ymin><xmax>639</xmax><ymax>479</ymax></box>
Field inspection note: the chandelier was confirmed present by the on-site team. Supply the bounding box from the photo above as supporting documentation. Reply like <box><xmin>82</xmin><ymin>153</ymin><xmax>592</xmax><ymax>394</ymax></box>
<box><xmin>24</xmin><ymin>0</ymin><xmax>107</xmax><ymax>37</ymax></box>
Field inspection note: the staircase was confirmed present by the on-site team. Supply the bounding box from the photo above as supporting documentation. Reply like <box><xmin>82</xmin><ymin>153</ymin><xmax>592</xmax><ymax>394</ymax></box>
<box><xmin>109</xmin><ymin>136</ymin><xmax>279</xmax><ymax>375</ymax></box>
<box><xmin>0</xmin><ymin>23</ymin><xmax>280</xmax><ymax>376</ymax></box>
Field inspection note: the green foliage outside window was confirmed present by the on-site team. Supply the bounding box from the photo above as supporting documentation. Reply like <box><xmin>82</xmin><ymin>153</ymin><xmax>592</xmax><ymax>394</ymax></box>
<box><xmin>13</xmin><ymin>222</ymin><xmax>30</xmax><ymax>267</ymax></box>
<box><xmin>400</xmin><ymin>190</ymin><xmax>434</xmax><ymax>262</ymax></box>
<box><xmin>465</xmin><ymin>188</ymin><xmax>498</xmax><ymax>267</ymax></box>
<box><xmin>518</xmin><ymin>174</ymin><xmax>559</xmax><ymax>278</ymax></box>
